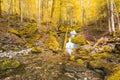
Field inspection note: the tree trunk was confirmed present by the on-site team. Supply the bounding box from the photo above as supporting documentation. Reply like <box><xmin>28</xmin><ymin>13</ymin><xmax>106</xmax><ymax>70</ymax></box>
<box><xmin>81</xmin><ymin>0</ymin><xmax>85</xmax><ymax>26</ymax></box>
<box><xmin>107</xmin><ymin>0</ymin><xmax>112</xmax><ymax>33</ymax></box>
<box><xmin>59</xmin><ymin>0</ymin><xmax>62</xmax><ymax>27</ymax></box>
<box><xmin>51</xmin><ymin>0</ymin><xmax>55</xmax><ymax>18</ymax></box>
<box><xmin>113</xmin><ymin>2</ymin><xmax>120</xmax><ymax>31</ymax></box>
<box><xmin>41</xmin><ymin>0</ymin><xmax>44</xmax><ymax>21</ymax></box>
<box><xmin>110</xmin><ymin>0</ymin><xmax>115</xmax><ymax>33</ymax></box>
<box><xmin>7</xmin><ymin>0</ymin><xmax>13</xmax><ymax>21</ymax></box>
<box><xmin>0</xmin><ymin>0</ymin><xmax>2</xmax><ymax>16</ymax></box>
<box><xmin>46</xmin><ymin>0</ymin><xmax>49</xmax><ymax>26</ymax></box>
<box><xmin>37</xmin><ymin>0</ymin><xmax>41</xmax><ymax>27</ymax></box>
<box><xmin>19</xmin><ymin>0</ymin><xmax>23</xmax><ymax>24</ymax></box>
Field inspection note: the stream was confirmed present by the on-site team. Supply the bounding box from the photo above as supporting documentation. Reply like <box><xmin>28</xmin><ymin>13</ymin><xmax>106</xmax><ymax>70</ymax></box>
<box><xmin>0</xmin><ymin>48</ymin><xmax>32</xmax><ymax>58</ymax></box>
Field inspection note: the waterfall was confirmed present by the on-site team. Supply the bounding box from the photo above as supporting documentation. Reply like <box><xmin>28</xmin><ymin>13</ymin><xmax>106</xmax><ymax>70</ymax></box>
<box><xmin>66</xmin><ymin>30</ymin><xmax>77</xmax><ymax>55</ymax></box>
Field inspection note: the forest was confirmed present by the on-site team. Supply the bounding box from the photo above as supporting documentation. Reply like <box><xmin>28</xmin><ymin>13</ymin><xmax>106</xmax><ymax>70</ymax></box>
<box><xmin>0</xmin><ymin>0</ymin><xmax>120</xmax><ymax>80</ymax></box>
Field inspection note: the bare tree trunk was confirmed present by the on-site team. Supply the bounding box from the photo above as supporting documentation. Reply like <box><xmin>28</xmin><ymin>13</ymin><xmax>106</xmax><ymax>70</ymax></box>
<box><xmin>0</xmin><ymin>0</ymin><xmax>2</xmax><ymax>16</ymax></box>
<box><xmin>8</xmin><ymin>0</ymin><xmax>13</xmax><ymax>20</ymax></box>
<box><xmin>58</xmin><ymin>0</ymin><xmax>62</xmax><ymax>30</ymax></box>
<box><xmin>37</xmin><ymin>0</ymin><xmax>41</xmax><ymax>27</ymax></box>
<box><xmin>107</xmin><ymin>0</ymin><xmax>112</xmax><ymax>33</ymax></box>
<box><xmin>113</xmin><ymin>2</ymin><xmax>120</xmax><ymax>31</ymax></box>
<box><xmin>19</xmin><ymin>0</ymin><xmax>23</xmax><ymax>24</ymax></box>
<box><xmin>51</xmin><ymin>0</ymin><xmax>55</xmax><ymax>18</ymax></box>
<box><xmin>81</xmin><ymin>0</ymin><xmax>85</xmax><ymax>26</ymax></box>
<box><xmin>41</xmin><ymin>0</ymin><xmax>44</xmax><ymax>21</ymax></box>
<box><xmin>46</xmin><ymin>0</ymin><xmax>49</xmax><ymax>26</ymax></box>
<box><xmin>110</xmin><ymin>0</ymin><xmax>115</xmax><ymax>33</ymax></box>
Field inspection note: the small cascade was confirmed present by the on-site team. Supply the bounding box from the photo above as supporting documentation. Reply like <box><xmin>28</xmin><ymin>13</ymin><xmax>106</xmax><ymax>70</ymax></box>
<box><xmin>66</xmin><ymin>30</ymin><xmax>78</xmax><ymax>55</ymax></box>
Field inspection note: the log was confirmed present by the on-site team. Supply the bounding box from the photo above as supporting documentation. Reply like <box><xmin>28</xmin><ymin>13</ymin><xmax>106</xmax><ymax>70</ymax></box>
<box><xmin>93</xmin><ymin>37</ymin><xmax>104</xmax><ymax>48</ymax></box>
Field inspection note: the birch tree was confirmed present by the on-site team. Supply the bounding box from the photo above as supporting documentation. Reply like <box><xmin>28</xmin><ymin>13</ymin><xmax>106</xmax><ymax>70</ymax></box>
<box><xmin>110</xmin><ymin>0</ymin><xmax>115</xmax><ymax>33</ymax></box>
<box><xmin>7</xmin><ymin>0</ymin><xmax>13</xmax><ymax>21</ymax></box>
<box><xmin>19</xmin><ymin>0</ymin><xmax>23</xmax><ymax>24</ymax></box>
<box><xmin>113</xmin><ymin>2</ymin><xmax>120</xmax><ymax>31</ymax></box>
<box><xmin>107</xmin><ymin>0</ymin><xmax>112</xmax><ymax>33</ymax></box>
<box><xmin>37</xmin><ymin>0</ymin><xmax>41</xmax><ymax>27</ymax></box>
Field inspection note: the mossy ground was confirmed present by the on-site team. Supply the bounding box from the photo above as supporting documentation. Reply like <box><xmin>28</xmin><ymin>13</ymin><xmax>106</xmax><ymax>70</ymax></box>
<box><xmin>0</xmin><ymin>15</ymin><xmax>119</xmax><ymax>80</ymax></box>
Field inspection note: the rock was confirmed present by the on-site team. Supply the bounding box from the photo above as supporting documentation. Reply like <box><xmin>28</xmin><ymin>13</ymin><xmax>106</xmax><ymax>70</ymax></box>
<box><xmin>106</xmin><ymin>70</ymin><xmax>120</xmax><ymax>80</ymax></box>
<box><xmin>61</xmin><ymin>62</ymin><xmax>86</xmax><ymax>73</ymax></box>
<box><xmin>115</xmin><ymin>43</ymin><xmax>120</xmax><ymax>50</ymax></box>
<box><xmin>72</xmin><ymin>34</ymin><xmax>86</xmax><ymax>45</ymax></box>
<box><xmin>31</xmin><ymin>46</ymin><xmax>42</xmax><ymax>53</ymax></box>
<box><xmin>77</xmin><ymin>59</ymin><xmax>84</xmax><ymax>65</ymax></box>
<box><xmin>0</xmin><ymin>58</ymin><xmax>20</xmax><ymax>70</ymax></box>
<box><xmin>8</xmin><ymin>28</ymin><xmax>21</xmax><ymax>37</ymax></box>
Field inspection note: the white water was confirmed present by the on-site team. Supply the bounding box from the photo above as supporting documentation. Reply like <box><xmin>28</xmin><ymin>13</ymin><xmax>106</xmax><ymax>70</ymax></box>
<box><xmin>0</xmin><ymin>48</ymin><xmax>32</xmax><ymax>58</ymax></box>
<box><xmin>66</xmin><ymin>30</ymin><xmax>78</xmax><ymax>55</ymax></box>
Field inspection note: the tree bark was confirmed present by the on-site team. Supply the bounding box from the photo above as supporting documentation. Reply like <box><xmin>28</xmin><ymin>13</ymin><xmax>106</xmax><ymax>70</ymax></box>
<box><xmin>51</xmin><ymin>0</ymin><xmax>55</xmax><ymax>18</ymax></box>
<box><xmin>0</xmin><ymin>0</ymin><xmax>2</xmax><ymax>16</ymax></box>
<box><xmin>81</xmin><ymin>0</ymin><xmax>85</xmax><ymax>26</ymax></box>
<box><xmin>19</xmin><ymin>0</ymin><xmax>23</xmax><ymax>23</ymax></box>
<box><xmin>107</xmin><ymin>0</ymin><xmax>112</xmax><ymax>33</ymax></box>
<box><xmin>7</xmin><ymin>0</ymin><xmax>13</xmax><ymax>21</ymax></box>
<box><xmin>41</xmin><ymin>0</ymin><xmax>44</xmax><ymax>21</ymax></box>
<box><xmin>110</xmin><ymin>0</ymin><xmax>115</xmax><ymax>32</ymax></box>
<box><xmin>37</xmin><ymin>0</ymin><xmax>41</xmax><ymax>27</ymax></box>
<box><xmin>113</xmin><ymin>2</ymin><xmax>120</xmax><ymax>31</ymax></box>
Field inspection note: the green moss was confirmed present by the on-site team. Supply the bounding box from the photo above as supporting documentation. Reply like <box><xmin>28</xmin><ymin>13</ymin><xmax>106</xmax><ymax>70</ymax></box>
<box><xmin>0</xmin><ymin>58</ymin><xmax>20</xmax><ymax>70</ymax></box>
<box><xmin>18</xmin><ymin>23</ymin><xmax>40</xmax><ymax>45</ymax></box>
<box><xmin>23</xmin><ymin>53</ymin><xmax>30</xmax><ymax>56</ymax></box>
<box><xmin>1</xmin><ymin>45</ymin><xmax>6</xmax><ymax>51</ymax></box>
<box><xmin>89</xmin><ymin>60</ymin><xmax>104</xmax><ymax>68</ymax></box>
<box><xmin>8</xmin><ymin>28</ymin><xmax>20</xmax><ymax>36</ymax></box>
<box><xmin>69</xmin><ymin>55</ymin><xmax>75</xmax><ymax>61</ymax></box>
<box><xmin>72</xmin><ymin>34</ymin><xmax>86</xmax><ymax>45</ymax></box>
<box><xmin>77</xmin><ymin>59</ymin><xmax>84</xmax><ymax>65</ymax></box>
<box><xmin>31</xmin><ymin>46</ymin><xmax>42</xmax><ymax>53</ymax></box>
<box><xmin>103</xmin><ymin>45</ymin><xmax>111</xmax><ymax>52</ymax></box>
<box><xmin>91</xmin><ymin>52</ymin><xmax>109</xmax><ymax>60</ymax></box>
<box><xmin>113</xmin><ymin>49</ymin><xmax>120</xmax><ymax>54</ymax></box>
<box><xmin>47</xmin><ymin>35</ymin><xmax>59</xmax><ymax>50</ymax></box>
<box><xmin>106</xmin><ymin>70</ymin><xmax>120</xmax><ymax>80</ymax></box>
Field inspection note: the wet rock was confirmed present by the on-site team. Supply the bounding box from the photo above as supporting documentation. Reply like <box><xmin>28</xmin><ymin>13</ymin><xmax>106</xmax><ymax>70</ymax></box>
<box><xmin>115</xmin><ymin>43</ymin><xmax>120</xmax><ymax>50</ymax></box>
<box><xmin>61</xmin><ymin>62</ymin><xmax>86</xmax><ymax>73</ymax></box>
<box><xmin>0</xmin><ymin>58</ymin><xmax>20</xmax><ymax>70</ymax></box>
<box><xmin>57</xmin><ymin>74</ymin><xmax>75</xmax><ymax>80</ymax></box>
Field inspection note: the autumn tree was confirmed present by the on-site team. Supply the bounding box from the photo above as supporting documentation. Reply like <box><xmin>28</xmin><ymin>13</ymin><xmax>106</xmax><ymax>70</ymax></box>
<box><xmin>0</xmin><ymin>0</ymin><xmax>2</xmax><ymax>16</ymax></box>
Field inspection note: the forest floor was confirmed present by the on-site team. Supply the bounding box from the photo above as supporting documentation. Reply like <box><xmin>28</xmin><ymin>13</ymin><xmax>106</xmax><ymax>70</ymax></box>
<box><xmin>0</xmin><ymin>16</ymin><xmax>120</xmax><ymax>80</ymax></box>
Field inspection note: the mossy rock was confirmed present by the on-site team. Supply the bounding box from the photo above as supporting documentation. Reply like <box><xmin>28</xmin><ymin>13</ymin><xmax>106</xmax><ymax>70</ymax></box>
<box><xmin>72</xmin><ymin>34</ymin><xmax>86</xmax><ymax>45</ymax></box>
<box><xmin>76</xmin><ymin>59</ymin><xmax>84</xmax><ymax>65</ymax></box>
<box><xmin>8</xmin><ymin>28</ymin><xmax>20</xmax><ymax>36</ymax></box>
<box><xmin>23</xmin><ymin>53</ymin><xmax>30</xmax><ymax>56</ymax></box>
<box><xmin>103</xmin><ymin>45</ymin><xmax>111</xmax><ymax>52</ymax></box>
<box><xmin>106</xmin><ymin>70</ymin><xmax>120</xmax><ymax>80</ymax></box>
<box><xmin>90</xmin><ymin>52</ymin><xmax>109</xmax><ymax>60</ymax></box>
<box><xmin>89</xmin><ymin>59</ymin><xmax>105</xmax><ymax>68</ymax></box>
<box><xmin>1</xmin><ymin>45</ymin><xmax>6</xmax><ymax>51</ymax></box>
<box><xmin>47</xmin><ymin>35</ymin><xmax>59</xmax><ymax>50</ymax></box>
<box><xmin>113</xmin><ymin>49</ymin><xmax>120</xmax><ymax>54</ymax></box>
<box><xmin>31</xmin><ymin>46</ymin><xmax>42</xmax><ymax>53</ymax></box>
<box><xmin>0</xmin><ymin>58</ymin><xmax>20</xmax><ymax>70</ymax></box>
<box><xmin>69</xmin><ymin>55</ymin><xmax>75</xmax><ymax>61</ymax></box>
